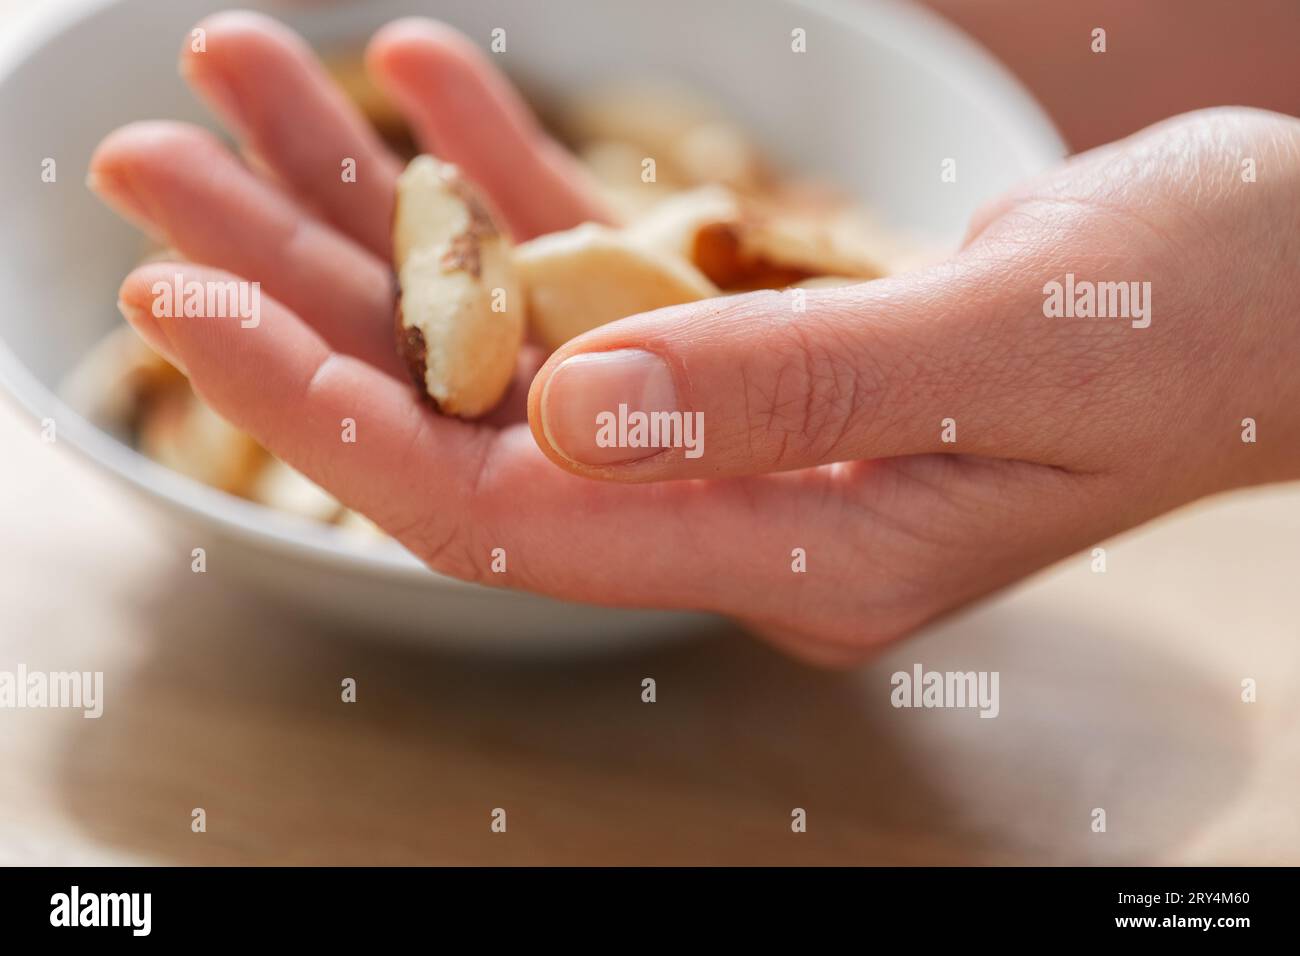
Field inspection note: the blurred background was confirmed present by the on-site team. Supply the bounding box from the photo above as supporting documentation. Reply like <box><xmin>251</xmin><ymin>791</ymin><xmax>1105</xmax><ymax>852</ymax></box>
<box><xmin>1</xmin><ymin>0</ymin><xmax>1298</xmax><ymax>865</ymax></box>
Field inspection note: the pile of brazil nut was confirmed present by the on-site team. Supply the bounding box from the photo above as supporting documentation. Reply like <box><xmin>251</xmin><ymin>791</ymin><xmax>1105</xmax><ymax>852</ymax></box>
<box><xmin>393</xmin><ymin>82</ymin><xmax>918</xmax><ymax>417</ymax></box>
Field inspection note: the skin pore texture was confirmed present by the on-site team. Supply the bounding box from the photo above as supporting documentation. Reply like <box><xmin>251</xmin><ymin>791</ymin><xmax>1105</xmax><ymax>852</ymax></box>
<box><xmin>90</xmin><ymin>8</ymin><xmax>1300</xmax><ymax>666</ymax></box>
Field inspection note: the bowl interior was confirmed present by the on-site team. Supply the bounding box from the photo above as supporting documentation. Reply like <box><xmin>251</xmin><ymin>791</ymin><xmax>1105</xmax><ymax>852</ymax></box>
<box><xmin>0</xmin><ymin>0</ymin><xmax>1064</xmax><ymax>579</ymax></box>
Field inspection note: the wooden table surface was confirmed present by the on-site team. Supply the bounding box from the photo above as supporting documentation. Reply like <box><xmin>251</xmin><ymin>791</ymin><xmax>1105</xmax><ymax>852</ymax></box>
<box><xmin>2</xmin><ymin>392</ymin><xmax>1298</xmax><ymax>865</ymax></box>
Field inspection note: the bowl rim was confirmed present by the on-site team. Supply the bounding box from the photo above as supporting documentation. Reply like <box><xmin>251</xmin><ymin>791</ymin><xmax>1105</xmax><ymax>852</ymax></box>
<box><xmin>0</xmin><ymin>0</ymin><xmax>1067</xmax><ymax>586</ymax></box>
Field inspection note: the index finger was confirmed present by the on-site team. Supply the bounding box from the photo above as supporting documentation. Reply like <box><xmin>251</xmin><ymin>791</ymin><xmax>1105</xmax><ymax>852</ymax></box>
<box><xmin>366</xmin><ymin>18</ymin><xmax>611</xmax><ymax>240</ymax></box>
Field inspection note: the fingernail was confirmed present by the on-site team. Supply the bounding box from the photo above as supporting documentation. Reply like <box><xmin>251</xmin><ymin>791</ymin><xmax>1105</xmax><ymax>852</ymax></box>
<box><xmin>118</xmin><ymin>297</ymin><xmax>187</xmax><ymax>375</ymax></box>
<box><xmin>540</xmin><ymin>349</ymin><xmax>680</xmax><ymax>466</ymax></box>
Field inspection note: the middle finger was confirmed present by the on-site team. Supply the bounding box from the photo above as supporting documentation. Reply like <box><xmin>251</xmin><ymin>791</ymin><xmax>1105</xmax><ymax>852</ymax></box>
<box><xmin>181</xmin><ymin>10</ymin><xmax>402</xmax><ymax>259</ymax></box>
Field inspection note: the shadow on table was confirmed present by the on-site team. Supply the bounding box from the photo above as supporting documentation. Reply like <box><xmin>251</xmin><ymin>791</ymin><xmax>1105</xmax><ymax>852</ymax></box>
<box><xmin>54</xmin><ymin>563</ymin><xmax>1251</xmax><ymax>864</ymax></box>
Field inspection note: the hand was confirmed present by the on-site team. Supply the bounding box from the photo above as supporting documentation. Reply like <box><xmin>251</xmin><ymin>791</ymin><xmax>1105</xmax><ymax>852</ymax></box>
<box><xmin>92</xmin><ymin>13</ymin><xmax>1300</xmax><ymax>666</ymax></box>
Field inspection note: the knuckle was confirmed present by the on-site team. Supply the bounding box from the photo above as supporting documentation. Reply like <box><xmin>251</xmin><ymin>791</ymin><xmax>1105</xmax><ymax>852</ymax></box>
<box><xmin>387</xmin><ymin>512</ymin><xmax>490</xmax><ymax>585</ymax></box>
<box><xmin>357</xmin><ymin>410</ymin><xmax>497</xmax><ymax>586</ymax></box>
<box><xmin>742</xmin><ymin>314</ymin><xmax>877</xmax><ymax>467</ymax></box>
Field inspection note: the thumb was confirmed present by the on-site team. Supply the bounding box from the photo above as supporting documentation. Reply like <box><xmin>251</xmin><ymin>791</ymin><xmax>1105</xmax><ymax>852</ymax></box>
<box><xmin>527</xmin><ymin>256</ymin><xmax>1077</xmax><ymax>481</ymax></box>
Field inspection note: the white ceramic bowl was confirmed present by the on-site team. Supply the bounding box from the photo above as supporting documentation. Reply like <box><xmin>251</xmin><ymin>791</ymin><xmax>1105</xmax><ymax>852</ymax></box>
<box><xmin>0</xmin><ymin>0</ymin><xmax>1065</xmax><ymax>651</ymax></box>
